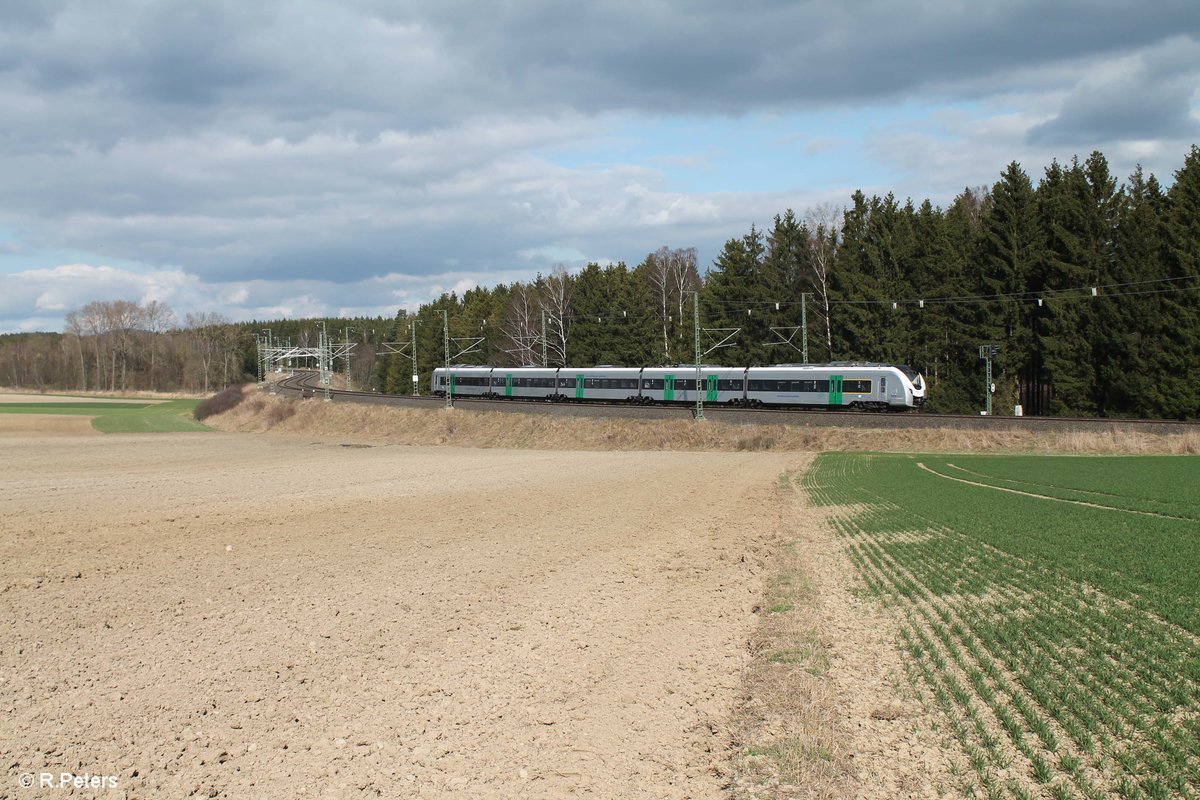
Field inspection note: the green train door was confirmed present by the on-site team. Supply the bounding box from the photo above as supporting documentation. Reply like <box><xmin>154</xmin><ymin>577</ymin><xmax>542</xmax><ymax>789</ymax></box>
<box><xmin>575</xmin><ymin>374</ymin><xmax>585</xmax><ymax>399</ymax></box>
<box><xmin>504</xmin><ymin>373</ymin><xmax>513</xmax><ymax>397</ymax></box>
<box><xmin>828</xmin><ymin>375</ymin><xmax>843</xmax><ymax>405</ymax></box>
<box><xmin>448</xmin><ymin>373</ymin><xmax>456</xmax><ymax>398</ymax></box>
<box><xmin>706</xmin><ymin>374</ymin><xmax>718</xmax><ymax>402</ymax></box>
<box><xmin>664</xmin><ymin>374</ymin><xmax>675</xmax><ymax>402</ymax></box>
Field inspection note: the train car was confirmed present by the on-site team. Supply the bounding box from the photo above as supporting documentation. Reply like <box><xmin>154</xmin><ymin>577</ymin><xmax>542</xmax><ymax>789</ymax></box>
<box><xmin>556</xmin><ymin>367</ymin><xmax>643</xmax><ymax>403</ymax></box>
<box><xmin>431</xmin><ymin>362</ymin><xmax>926</xmax><ymax>410</ymax></box>
<box><xmin>639</xmin><ymin>366</ymin><xmax>747</xmax><ymax>405</ymax></box>
<box><xmin>745</xmin><ymin>363</ymin><xmax>924</xmax><ymax>410</ymax></box>
<box><xmin>431</xmin><ymin>366</ymin><xmax>493</xmax><ymax>398</ymax></box>
<box><xmin>488</xmin><ymin>367</ymin><xmax>560</xmax><ymax>400</ymax></box>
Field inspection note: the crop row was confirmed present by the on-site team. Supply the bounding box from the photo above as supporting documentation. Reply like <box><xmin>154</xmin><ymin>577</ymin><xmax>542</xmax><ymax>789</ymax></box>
<box><xmin>803</xmin><ymin>453</ymin><xmax>1200</xmax><ymax>799</ymax></box>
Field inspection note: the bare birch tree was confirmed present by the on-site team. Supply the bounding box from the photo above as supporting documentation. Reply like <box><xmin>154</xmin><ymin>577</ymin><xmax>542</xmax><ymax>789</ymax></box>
<box><xmin>498</xmin><ymin>283</ymin><xmax>541</xmax><ymax>366</ymax></box>
<box><xmin>805</xmin><ymin>204</ymin><xmax>841</xmax><ymax>360</ymax></box>
<box><xmin>644</xmin><ymin>246</ymin><xmax>699</xmax><ymax>364</ymax></box>
<box><xmin>669</xmin><ymin>247</ymin><xmax>700</xmax><ymax>359</ymax></box>
<box><xmin>541</xmin><ymin>265</ymin><xmax>572</xmax><ymax>367</ymax></box>
<box><xmin>644</xmin><ymin>248</ymin><xmax>671</xmax><ymax>361</ymax></box>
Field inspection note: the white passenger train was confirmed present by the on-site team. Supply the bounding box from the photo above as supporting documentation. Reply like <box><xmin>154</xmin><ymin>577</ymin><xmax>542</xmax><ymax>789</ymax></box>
<box><xmin>432</xmin><ymin>363</ymin><xmax>926</xmax><ymax>411</ymax></box>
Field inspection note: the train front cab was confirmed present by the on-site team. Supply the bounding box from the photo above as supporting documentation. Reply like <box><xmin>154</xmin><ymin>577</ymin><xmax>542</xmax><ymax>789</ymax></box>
<box><xmin>896</xmin><ymin>365</ymin><xmax>926</xmax><ymax>409</ymax></box>
<box><xmin>743</xmin><ymin>366</ymin><xmax>888</xmax><ymax>409</ymax></box>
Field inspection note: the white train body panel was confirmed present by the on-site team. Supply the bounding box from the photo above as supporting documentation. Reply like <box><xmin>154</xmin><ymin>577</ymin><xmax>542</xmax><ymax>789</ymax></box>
<box><xmin>640</xmin><ymin>367</ymin><xmax>746</xmax><ymax>404</ymax></box>
<box><xmin>430</xmin><ymin>362</ymin><xmax>926</xmax><ymax>410</ymax></box>
<box><xmin>559</xmin><ymin>367</ymin><xmax>643</xmax><ymax>402</ymax></box>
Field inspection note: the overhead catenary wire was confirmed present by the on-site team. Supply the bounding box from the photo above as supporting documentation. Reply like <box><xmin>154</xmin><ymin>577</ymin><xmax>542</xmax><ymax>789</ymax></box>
<box><xmin>527</xmin><ymin>273</ymin><xmax>1200</xmax><ymax>324</ymax></box>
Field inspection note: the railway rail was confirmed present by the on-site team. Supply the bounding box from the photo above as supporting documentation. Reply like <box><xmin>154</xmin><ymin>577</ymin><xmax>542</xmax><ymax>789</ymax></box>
<box><xmin>270</xmin><ymin>371</ymin><xmax>1200</xmax><ymax>435</ymax></box>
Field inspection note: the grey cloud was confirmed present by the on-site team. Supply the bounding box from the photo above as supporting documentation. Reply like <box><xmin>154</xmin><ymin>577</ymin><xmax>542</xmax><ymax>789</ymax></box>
<box><xmin>0</xmin><ymin>0</ymin><xmax>1197</xmax><ymax>333</ymax></box>
<box><xmin>1028</xmin><ymin>37</ymin><xmax>1200</xmax><ymax>146</ymax></box>
<box><xmin>6</xmin><ymin>1</ymin><xmax>1198</xmax><ymax>140</ymax></box>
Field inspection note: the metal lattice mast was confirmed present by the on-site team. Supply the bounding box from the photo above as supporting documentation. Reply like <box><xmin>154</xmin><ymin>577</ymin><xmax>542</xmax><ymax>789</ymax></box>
<box><xmin>264</xmin><ymin>328</ymin><xmax>277</xmax><ymax>395</ymax></box>
<box><xmin>343</xmin><ymin>326</ymin><xmax>354</xmax><ymax>392</ymax></box>
<box><xmin>541</xmin><ymin>309</ymin><xmax>547</xmax><ymax>367</ymax></box>
<box><xmin>443</xmin><ymin>310</ymin><xmax>452</xmax><ymax>409</ymax></box>
<box><xmin>411</xmin><ymin>319</ymin><xmax>420</xmax><ymax>396</ymax></box>
<box><xmin>801</xmin><ymin>293</ymin><xmax>809</xmax><ymax>363</ymax></box>
<box><xmin>255</xmin><ymin>334</ymin><xmax>264</xmax><ymax>384</ymax></box>
<box><xmin>693</xmin><ymin>292</ymin><xmax>704</xmax><ymax>421</ymax></box>
<box><xmin>979</xmin><ymin>344</ymin><xmax>996</xmax><ymax>415</ymax></box>
<box><xmin>318</xmin><ymin>321</ymin><xmax>331</xmax><ymax>401</ymax></box>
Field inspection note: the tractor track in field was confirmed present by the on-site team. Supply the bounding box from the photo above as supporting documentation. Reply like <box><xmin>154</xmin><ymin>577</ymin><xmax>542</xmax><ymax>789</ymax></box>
<box><xmin>916</xmin><ymin>462</ymin><xmax>1197</xmax><ymax>521</ymax></box>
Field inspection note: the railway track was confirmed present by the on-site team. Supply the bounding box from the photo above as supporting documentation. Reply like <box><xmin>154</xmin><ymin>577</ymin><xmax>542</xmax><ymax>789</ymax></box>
<box><xmin>270</xmin><ymin>371</ymin><xmax>1200</xmax><ymax>435</ymax></box>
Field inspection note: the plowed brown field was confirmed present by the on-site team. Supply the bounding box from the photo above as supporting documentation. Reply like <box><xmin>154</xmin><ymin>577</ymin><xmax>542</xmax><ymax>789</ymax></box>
<box><xmin>2</xmin><ymin>432</ymin><xmax>803</xmax><ymax>798</ymax></box>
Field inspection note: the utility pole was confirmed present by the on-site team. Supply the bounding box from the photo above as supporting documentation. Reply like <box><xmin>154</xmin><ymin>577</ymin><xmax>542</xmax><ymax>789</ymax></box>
<box><xmin>801</xmin><ymin>293</ymin><xmax>809</xmax><ymax>363</ymax></box>
<box><xmin>693</xmin><ymin>292</ymin><xmax>704</xmax><ymax>421</ymax></box>
<box><xmin>443</xmin><ymin>310</ymin><xmax>452</xmax><ymax>409</ymax></box>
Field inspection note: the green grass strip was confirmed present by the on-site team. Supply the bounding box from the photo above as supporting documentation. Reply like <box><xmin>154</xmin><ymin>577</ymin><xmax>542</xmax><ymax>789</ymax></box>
<box><xmin>90</xmin><ymin>399</ymin><xmax>211</xmax><ymax>433</ymax></box>
<box><xmin>0</xmin><ymin>402</ymin><xmax>157</xmax><ymax>413</ymax></box>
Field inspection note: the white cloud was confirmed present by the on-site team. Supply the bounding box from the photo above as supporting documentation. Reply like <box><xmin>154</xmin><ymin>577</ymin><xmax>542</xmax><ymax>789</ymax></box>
<box><xmin>0</xmin><ymin>262</ymin><xmax>542</xmax><ymax>331</ymax></box>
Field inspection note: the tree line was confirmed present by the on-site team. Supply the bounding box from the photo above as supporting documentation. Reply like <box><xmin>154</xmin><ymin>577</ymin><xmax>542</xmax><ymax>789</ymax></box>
<box><xmin>0</xmin><ymin>304</ymin><xmax>389</xmax><ymax>395</ymax></box>
<box><xmin>377</xmin><ymin>146</ymin><xmax>1199</xmax><ymax>418</ymax></box>
<box><xmin>3</xmin><ymin>145</ymin><xmax>1197</xmax><ymax>417</ymax></box>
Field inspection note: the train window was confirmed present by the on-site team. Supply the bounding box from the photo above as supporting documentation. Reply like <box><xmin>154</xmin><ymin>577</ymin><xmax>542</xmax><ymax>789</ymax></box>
<box><xmin>644</xmin><ymin>378</ymin><xmax>664</xmax><ymax>390</ymax></box>
<box><xmin>844</xmin><ymin>379</ymin><xmax>871</xmax><ymax>393</ymax></box>
<box><xmin>880</xmin><ymin>377</ymin><xmax>887</xmax><ymax>394</ymax></box>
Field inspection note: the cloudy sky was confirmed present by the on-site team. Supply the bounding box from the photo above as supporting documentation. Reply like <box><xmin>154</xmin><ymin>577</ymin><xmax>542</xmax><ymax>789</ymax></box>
<box><xmin>1</xmin><ymin>0</ymin><xmax>1197</xmax><ymax>333</ymax></box>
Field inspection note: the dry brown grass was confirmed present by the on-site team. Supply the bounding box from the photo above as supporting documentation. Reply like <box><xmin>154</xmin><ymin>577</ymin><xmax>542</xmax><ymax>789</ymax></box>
<box><xmin>206</xmin><ymin>387</ymin><xmax>1200</xmax><ymax>454</ymax></box>
<box><xmin>193</xmin><ymin>384</ymin><xmax>250</xmax><ymax>420</ymax></box>
<box><xmin>729</xmin><ymin>483</ymin><xmax>850</xmax><ymax>800</ymax></box>
<box><xmin>0</xmin><ymin>385</ymin><xmax>205</xmax><ymax>400</ymax></box>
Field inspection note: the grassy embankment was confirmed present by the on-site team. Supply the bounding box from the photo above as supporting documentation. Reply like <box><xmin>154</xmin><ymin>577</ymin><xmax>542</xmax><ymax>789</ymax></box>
<box><xmin>204</xmin><ymin>386</ymin><xmax>1200</xmax><ymax>455</ymax></box>
<box><xmin>804</xmin><ymin>452</ymin><xmax>1200</xmax><ymax>799</ymax></box>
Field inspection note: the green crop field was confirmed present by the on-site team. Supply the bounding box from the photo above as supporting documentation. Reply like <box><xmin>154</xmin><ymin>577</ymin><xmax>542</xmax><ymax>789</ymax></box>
<box><xmin>0</xmin><ymin>398</ymin><xmax>209</xmax><ymax>433</ymax></box>
<box><xmin>803</xmin><ymin>452</ymin><xmax>1200</xmax><ymax>800</ymax></box>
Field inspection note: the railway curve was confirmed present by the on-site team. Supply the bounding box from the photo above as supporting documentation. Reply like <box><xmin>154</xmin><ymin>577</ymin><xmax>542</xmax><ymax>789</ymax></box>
<box><xmin>269</xmin><ymin>371</ymin><xmax>1200</xmax><ymax>435</ymax></box>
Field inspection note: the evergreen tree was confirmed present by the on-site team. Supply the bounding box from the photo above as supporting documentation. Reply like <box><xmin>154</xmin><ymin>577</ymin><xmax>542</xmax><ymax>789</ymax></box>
<box><xmin>911</xmin><ymin>197</ymin><xmax>975</xmax><ymax>412</ymax></box>
<box><xmin>763</xmin><ymin>210</ymin><xmax>814</xmax><ymax>363</ymax></box>
<box><xmin>1105</xmin><ymin>166</ymin><xmax>1166</xmax><ymax>416</ymax></box>
<box><xmin>978</xmin><ymin>162</ymin><xmax>1040</xmax><ymax>413</ymax></box>
<box><xmin>1156</xmin><ymin>145</ymin><xmax>1200</xmax><ymax>418</ymax></box>
<box><xmin>830</xmin><ymin>191</ymin><xmax>873</xmax><ymax>360</ymax></box>
<box><xmin>701</xmin><ymin>225</ymin><xmax>769</xmax><ymax>365</ymax></box>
